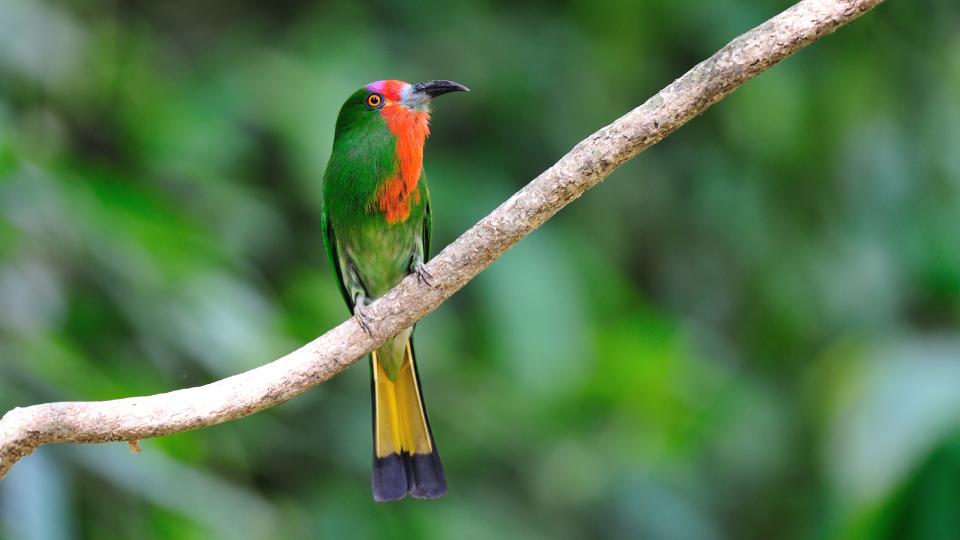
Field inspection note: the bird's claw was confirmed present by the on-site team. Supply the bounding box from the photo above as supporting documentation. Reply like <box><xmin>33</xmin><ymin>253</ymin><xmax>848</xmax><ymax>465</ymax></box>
<box><xmin>414</xmin><ymin>262</ymin><xmax>434</xmax><ymax>287</ymax></box>
<box><xmin>354</xmin><ymin>304</ymin><xmax>374</xmax><ymax>336</ymax></box>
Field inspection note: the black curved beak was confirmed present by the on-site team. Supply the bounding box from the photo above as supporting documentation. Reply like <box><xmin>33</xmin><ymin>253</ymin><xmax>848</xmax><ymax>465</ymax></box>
<box><xmin>411</xmin><ymin>80</ymin><xmax>470</xmax><ymax>99</ymax></box>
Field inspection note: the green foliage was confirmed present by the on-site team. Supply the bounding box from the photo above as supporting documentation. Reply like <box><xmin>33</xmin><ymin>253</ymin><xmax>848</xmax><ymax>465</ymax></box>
<box><xmin>1</xmin><ymin>0</ymin><xmax>958</xmax><ymax>539</ymax></box>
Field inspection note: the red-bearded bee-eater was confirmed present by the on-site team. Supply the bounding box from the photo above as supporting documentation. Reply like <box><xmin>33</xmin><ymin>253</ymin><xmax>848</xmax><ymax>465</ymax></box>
<box><xmin>321</xmin><ymin>79</ymin><xmax>468</xmax><ymax>501</ymax></box>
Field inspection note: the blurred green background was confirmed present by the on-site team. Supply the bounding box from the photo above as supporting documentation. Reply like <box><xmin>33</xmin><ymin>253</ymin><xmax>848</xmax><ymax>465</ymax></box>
<box><xmin>1</xmin><ymin>0</ymin><xmax>959</xmax><ymax>538</ymax></box>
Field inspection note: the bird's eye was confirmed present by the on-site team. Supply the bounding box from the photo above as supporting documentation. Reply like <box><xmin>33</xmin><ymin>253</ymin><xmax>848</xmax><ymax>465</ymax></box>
<box><xmin>366</xmin><ymin>93</ymin><xmax>383</xmax><ymax>109</ymax></box>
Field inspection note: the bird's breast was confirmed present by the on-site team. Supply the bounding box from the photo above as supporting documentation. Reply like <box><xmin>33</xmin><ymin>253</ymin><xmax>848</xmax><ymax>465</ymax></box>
<box><xmin>345</xmin><ymin>219</ymin><xmax>422</xmax><ymax>298</ymax></box>
<box><xmin>375</xmin><ymin>106</ymin><xmax>429</xmax><ymax>224</ymax></box>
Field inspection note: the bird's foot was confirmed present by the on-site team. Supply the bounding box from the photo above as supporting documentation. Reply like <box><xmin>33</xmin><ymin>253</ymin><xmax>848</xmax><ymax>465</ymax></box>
<box><xmin>354</xmin><ymin>304</ymin><xmax>374</xmax><ymax>336</ymax></box>
<box><xmin>414</xmin><ymin>261</ymin><xmax>434</xmax><ymax>287</ymax></box>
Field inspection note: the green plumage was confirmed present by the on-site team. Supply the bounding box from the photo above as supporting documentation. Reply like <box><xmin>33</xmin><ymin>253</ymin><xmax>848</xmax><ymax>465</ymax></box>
<box><xmin>320</xmin><ymin>87</ymin><xmax>430</xmax><ymax>378</ymax></box>
<box><xmin>321</xmin><ymin>79</ymin><xmax>465</xmax><ymax>501</ymax></box>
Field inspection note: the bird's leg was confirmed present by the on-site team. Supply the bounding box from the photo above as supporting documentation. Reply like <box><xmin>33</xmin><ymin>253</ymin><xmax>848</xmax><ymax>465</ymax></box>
<box><xmin>412</xmin><ymin>260</ymin><xmax>434</xmax><ymax>287</ymax></box>
<box><xmin>345</xmin><ymin>261</ymin><xmax>375</xmax><ymax>336</ymax></box>
<box><xmin>353</xmin><ymin>293</ymin><xmax>374</xmax><ymax>336</ymax></box>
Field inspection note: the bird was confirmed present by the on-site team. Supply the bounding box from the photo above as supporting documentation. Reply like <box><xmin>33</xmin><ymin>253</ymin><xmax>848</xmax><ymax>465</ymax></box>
<box><xmin>320</xmin><ymin>79</ymin><xmax>469</xmax><ymax>501</ymax></box>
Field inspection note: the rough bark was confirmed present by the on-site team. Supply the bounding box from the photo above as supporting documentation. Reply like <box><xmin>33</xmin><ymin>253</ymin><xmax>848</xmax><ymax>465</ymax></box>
<box><xmin>0</xmin><ymin>0</ymin><xmax>884</xmax><ymax>480</ymax></box>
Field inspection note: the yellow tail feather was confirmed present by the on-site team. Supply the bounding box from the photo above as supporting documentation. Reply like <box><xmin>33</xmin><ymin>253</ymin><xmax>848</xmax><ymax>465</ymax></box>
<box><xmin>372</xmin><ymin>341</ymin><xmax>433</xmax><ymax>458</ymax></box>
<box><xmin>370</xmin><ymin>338</ymin><xmax>446</xmax><ymax>500</ymax></box>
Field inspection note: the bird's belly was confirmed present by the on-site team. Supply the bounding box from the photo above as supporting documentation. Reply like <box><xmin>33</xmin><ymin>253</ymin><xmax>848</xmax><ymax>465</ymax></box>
<box><xmin>345</xmin><ymin>225</ymin><xmax>417</xmax><ymax>299</ymax></box>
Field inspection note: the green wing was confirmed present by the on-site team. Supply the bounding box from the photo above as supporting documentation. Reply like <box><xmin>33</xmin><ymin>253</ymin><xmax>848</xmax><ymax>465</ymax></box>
<box><xmin>422</xmin><ymin>185</ymin><xmax>432</xmax><ymax>260</ymax></box>
<box><xmin>321</xmin><ymin>205</ymin><xmax>354</xmax><ymax>310</ymax></box>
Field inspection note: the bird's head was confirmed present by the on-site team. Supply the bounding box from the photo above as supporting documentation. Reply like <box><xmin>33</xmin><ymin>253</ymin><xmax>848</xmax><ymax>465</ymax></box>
<box><xmin>333</xmin><ymin>79</ymin><xmax>469</xmax><ymax>142</ymax></box>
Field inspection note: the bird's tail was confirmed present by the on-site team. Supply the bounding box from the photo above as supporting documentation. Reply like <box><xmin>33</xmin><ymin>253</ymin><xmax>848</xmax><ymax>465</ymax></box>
<box><xmin>370</xmin><ymin>337</ymin><xmax>446</xmax><ymax>501</ymax></box>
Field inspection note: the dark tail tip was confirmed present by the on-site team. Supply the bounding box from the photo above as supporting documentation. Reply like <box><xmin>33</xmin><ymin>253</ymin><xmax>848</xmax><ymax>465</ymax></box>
<box><xmin>372</xmin><ymin>454</ymin><xmax>408</xmax><ymax>502</ymax></box>
<box><xmin>409</xmin><ymin>452</ymin><xmax>447</xmax><ymax>499</ymax></box>
<box><xmin>372</xmin><ymin>452</ymin><xmax>447</xmax><ymax>502</ymax></box>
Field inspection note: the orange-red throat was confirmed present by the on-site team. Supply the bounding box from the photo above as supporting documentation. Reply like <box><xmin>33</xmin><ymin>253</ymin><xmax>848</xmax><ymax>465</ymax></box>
<box><xmin>368</xmin><ymin>80</ymin><xmax>431</xmax><ymax>224</ymax></box>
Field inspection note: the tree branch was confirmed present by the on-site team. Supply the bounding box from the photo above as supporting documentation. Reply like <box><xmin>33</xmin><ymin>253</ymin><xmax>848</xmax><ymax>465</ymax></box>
<box><xmin>0</xmin><ymin>0</ymin><xmax>884</xmax><ymax>480</ymax></box>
